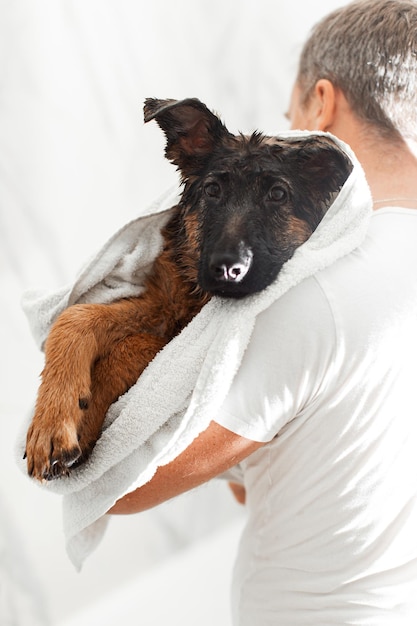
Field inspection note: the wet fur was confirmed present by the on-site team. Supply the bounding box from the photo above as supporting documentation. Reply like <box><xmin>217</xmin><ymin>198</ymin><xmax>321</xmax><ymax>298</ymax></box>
<box><xmin>25</xmin><ymin>98</ymin><xmax>352</xmax><ymax>481</ymax></box>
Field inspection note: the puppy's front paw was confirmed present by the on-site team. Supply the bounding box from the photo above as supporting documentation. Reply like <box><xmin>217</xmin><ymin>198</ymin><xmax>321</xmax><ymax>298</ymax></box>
<box><xmin>25</xmin><ymin>418</ymin><xmax>82</xmax><ymax>481</ymax></box>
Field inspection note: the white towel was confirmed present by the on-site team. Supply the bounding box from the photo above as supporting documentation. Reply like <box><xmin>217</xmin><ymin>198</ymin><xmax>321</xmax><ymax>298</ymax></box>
<box><xmin>17</xmin><ymin>130</ymin><xmax>372</xmax><ymax>570</ymax></box>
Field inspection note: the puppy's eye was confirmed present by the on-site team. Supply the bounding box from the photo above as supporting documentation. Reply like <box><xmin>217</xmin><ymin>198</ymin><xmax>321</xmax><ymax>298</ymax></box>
<box><xmin>204</xmin><ymin>182</ymin><xmax>221</xmax><ymax>198</ymax></box>
<box><xmin>268</xmin><ymin>186</ymin><xmax>287</xmax><ymax>202</ymax></box>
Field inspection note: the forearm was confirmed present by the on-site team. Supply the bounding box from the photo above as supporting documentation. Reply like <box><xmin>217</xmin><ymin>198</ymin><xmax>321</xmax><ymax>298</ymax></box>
<box><xmin>108</xmin><ymin>421</ymin><xmax>262</xmax><ymax>515</ymax></box>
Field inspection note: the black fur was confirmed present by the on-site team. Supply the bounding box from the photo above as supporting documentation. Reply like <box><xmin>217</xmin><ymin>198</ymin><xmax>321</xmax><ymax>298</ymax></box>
<box><xmin>145</xmin><ymin>98</ymin><xmax>353</xmax><ymax>298</ymax></box>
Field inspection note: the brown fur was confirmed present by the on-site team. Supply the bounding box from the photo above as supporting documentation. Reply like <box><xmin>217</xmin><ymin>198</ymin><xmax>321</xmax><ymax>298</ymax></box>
<box><xmin>25</xmin><ymin>218</ymin><xmax>210</xmax><ymax>480</ymax></box>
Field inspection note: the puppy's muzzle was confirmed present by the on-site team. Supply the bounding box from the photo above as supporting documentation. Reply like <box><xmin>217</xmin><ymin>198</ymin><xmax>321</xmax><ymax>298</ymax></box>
<box><xmin>209</xmin><ymin>247</ymin><xmax>253</xmax><ymax>284</ymax></box>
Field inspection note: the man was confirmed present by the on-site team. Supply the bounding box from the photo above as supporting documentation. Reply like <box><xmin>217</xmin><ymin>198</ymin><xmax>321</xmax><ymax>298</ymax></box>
<box><xmin>109</xmin><ymin>1</ymin><xmax>417</xmax><ymax>623</ymax></box>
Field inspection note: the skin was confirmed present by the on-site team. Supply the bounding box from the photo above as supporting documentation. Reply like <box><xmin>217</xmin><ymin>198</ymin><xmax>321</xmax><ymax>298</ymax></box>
<box><xmin>108</xmin><ymin>421</ymin><xmax>261</xmax><ymax>514</ymax></box>
<box><xmin>109</xmin><ymin>78</ymin><xmax>417</xmax><ymax>515</ymax></box>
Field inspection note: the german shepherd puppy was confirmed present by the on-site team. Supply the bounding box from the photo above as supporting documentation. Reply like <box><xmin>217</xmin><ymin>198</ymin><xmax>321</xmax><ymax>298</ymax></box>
<box><xmin>25</xmin><ymin>98</ymin><xmax>352</xmax><ymax>481</ymax></box>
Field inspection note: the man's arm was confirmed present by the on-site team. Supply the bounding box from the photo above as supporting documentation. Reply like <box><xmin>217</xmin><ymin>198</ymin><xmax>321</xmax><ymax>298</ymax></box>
<box><xmin>108</xmin><ymin>421</ymin><xmax>262</xmax><ymax>515</ymax></box>
<box><xmin>228</xmin><ymin>481</ymin><xmax>247</xmax><ymax>505</ymax></box>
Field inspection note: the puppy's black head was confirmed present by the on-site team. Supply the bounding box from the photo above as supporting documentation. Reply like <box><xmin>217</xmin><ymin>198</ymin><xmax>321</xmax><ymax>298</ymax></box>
<box><xmin>144</xmin><ymin>98</ymin><xmax>353</xmax><ymax>298</ymax></box>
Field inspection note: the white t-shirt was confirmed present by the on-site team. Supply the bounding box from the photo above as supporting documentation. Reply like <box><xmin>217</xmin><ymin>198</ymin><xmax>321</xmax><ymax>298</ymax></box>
<box><xmin>216</xmin><ymin>208</ymin><xmax>417</xmax><ymax>625</ymax></box>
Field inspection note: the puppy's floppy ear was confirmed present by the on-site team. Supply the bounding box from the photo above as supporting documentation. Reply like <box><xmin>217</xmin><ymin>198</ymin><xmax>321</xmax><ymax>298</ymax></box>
<box><xmin>290</xmin><ymin>135</ymin><xmax>353</xmax><ymax>224</ymax></box>
<box><xmin>296</xmin><ymin>135</ymin><xmax>353</xmax><ymax>199</ymax></box>
<box><xmin>144</xmin><ymin>98</ymin><xmax>233</xmax><ymax>177</ymax></box>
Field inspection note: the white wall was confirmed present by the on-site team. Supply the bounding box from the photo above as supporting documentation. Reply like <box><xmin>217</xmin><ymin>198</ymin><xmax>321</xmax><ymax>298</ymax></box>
<box><xmin>0</xmin><ymin>1</ymin><xmax>345</xmax><ymax>624</ymax></box>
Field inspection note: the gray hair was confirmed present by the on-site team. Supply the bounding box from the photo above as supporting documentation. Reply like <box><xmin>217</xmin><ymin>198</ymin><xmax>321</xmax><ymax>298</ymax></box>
<box><xmin>297</xmin><ymin>0</ymin><xmax>417</xmax><ymax>141</ymax></box>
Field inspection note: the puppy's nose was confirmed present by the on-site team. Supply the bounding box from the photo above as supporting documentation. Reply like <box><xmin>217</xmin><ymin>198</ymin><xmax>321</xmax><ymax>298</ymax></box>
<box><xmin>209</xmin><ymin>250</ymin><xmax>253</xmax><ymax>283</ymax></box>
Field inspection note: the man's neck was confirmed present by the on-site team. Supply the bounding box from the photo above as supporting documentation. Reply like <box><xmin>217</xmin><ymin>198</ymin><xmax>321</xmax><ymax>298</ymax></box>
<box><xmin>333</xmin><ymin>119</ymin><xmax>417</xmax><ymax>210</ymax></box>
<box><xmin>357</xmin><ymin>140</ymin><xmax>417</xmax><ymax>209</ymax></box>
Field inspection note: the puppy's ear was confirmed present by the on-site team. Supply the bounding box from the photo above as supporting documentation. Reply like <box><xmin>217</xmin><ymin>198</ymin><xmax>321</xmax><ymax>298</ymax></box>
<box><xmin>296</xmin><ymin>135</ymin><xmax>353</xmax><ymax>198</ymax></box>
<box><xmin>144</xmin><ymin>98</ymin><xmax>233</xmax><ymax>177</ymax></box>
<box><xmin>289</xmin><ymin>136</ymin><xmax>353</xmax><ymax>226</ymax></box>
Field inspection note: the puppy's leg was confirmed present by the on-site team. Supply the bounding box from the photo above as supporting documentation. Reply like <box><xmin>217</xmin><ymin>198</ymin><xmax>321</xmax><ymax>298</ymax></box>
<box><xmin>75</xmin><ymin>333</ymin><xmax>167</xmax><ymax>468</ymax></box>
<box><xmin>25</xmin><ymin>242</ymin><xmax>206</xmax><ymax>481</ymax></box>
<box><xmin>25</xmin><ymin>300</ymin><xmax>166</xmax><ymax>480</ymax></box>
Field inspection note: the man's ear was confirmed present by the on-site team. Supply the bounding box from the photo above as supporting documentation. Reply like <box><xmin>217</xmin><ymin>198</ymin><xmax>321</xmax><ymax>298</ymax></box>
<box><xmin>143</xmin><ymin>98</ymin><xmax>233</xmax><ymax>177</ymax></box>
<box><xmin>310</xmin><ymin>79</ymin><xmax>337</xmax><ymax>132</ymax></box>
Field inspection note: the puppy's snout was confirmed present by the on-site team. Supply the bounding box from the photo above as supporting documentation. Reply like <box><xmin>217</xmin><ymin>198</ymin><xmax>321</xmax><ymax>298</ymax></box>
<box><xmin>209</xmin><ymin>248</ymin><xmax>253</xmax><ymax>283</ymax></box>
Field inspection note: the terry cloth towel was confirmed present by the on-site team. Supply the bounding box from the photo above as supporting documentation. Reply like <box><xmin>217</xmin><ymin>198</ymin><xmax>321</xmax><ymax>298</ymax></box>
<box><xmin>18</xmin><ymin>130</ymin><xmax>372</xmax><ymax>570</ymax></box>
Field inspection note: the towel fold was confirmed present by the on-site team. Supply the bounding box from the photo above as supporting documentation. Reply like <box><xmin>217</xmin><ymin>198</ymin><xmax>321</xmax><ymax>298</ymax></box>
<box><xmin>17</xmin><ymin>131</ymin><xmax>372</xmax><ymax>570</ymax></box>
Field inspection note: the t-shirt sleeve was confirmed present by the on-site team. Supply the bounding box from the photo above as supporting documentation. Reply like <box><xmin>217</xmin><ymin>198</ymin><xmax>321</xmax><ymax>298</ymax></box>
<box><xmin>214</xmin><ymin>276</ymin><xmax>337</xmax><ymax>442</ymax></box>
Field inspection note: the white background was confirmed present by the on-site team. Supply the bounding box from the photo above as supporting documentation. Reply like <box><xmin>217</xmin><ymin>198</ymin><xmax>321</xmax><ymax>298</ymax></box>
<box><xmin>1</xmin><ymin>1</ymin><xmax>346</xmax><ymax>624</ymax></box>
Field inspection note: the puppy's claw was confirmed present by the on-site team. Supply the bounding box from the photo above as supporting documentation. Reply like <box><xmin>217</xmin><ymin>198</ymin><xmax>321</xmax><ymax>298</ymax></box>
<box><xmin>37</xmin><ymin>444</ymin><xmax>83</xmax><ymax>481</ymax></box>
<box><xmin>25</xmin><ymin>435</ymin><xmax>83</xmax><ymax>481</ymax></box>
<box><xmin>51</xmin><ymin>445</ymin><xmax>81</xmax><ymax>469</ymax></box>
<box><xmin>42</xmin><ymin>460</ymin><xmax>71</xmax><ymax>482</ymax></box>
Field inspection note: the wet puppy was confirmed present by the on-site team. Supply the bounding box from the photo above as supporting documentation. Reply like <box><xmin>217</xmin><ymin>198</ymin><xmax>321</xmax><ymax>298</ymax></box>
<box><xmin>25</xmin><ymin>97</ymin><xmax>352</xmax><ymax>481</ymax></box>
